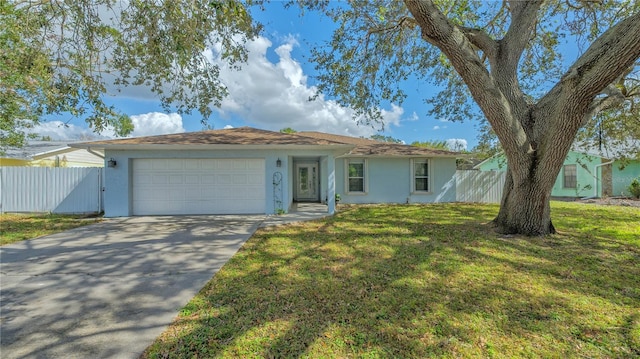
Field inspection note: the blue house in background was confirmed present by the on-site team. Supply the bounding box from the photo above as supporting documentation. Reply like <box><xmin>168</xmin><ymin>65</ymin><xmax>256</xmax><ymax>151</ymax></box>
<box><xmin>71</xmin><ymin>127</ymin><xmax>460</xmax><ymax>217</ymax></box>
<box><xmin>475</xmin><ymin>150</ymin><xmax>640</xmax><ymax>198</ymax></box>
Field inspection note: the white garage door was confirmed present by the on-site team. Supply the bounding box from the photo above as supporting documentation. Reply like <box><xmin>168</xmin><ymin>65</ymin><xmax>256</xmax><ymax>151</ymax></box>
<box><xmin>132</xmin><ymin>158</ymin><xmax>265</xmax><ymax>215</ymax></box>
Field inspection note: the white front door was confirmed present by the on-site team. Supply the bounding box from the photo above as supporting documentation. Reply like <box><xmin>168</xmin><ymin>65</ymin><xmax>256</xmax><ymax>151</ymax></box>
<box><xmin>295</xmin><ymin>163</ymin><xmax>319</xmax><ymax>202</ymax></box>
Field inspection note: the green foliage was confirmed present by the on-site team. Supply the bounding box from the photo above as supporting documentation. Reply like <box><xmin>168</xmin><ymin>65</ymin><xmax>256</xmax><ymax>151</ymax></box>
<box><xmin>369</xmin><ymin>134</ymin><xmax>402</xmax><ymax>143</ymax></box>
<box><xmin>411</xmin><ymin>140</ymin><xmax>449</xmax><ymax>150</ymax></box>
<box><xmin>0</xmin><ymin>0</ymin><xmax>260</xmax><ymax>152</ymax></box>
<box><xmin>575</xmin><ymin>74</ymin><xmax>640</xmax><ymax>159</ymax></box>
<box><xmin>629</xmin><ymin>178</ymin><xmax>640</xmax><ymax>199</ymax></box>
<box><xmin>304</xmin><ymin>1</ymin><xmax>639</xmax><ymax>154</ymax></box>
<box><xmin>280</xmin><ymin>127</ymin><xmax>297</xmax><ymax>134</ymax></box>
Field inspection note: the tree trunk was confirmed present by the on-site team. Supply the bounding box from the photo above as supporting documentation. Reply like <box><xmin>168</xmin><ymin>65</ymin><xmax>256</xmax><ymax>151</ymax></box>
<box><xmin>493</xmin><ymin>167</ymin><xmax>556</xmax><ymax>236</ymax></box>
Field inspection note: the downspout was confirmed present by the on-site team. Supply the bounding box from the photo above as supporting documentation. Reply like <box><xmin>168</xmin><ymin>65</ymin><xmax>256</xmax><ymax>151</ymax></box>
<box><xmin>582</xmin><ymin>160</ymin><xmax>614</xmax><ymax>199</ymax></box>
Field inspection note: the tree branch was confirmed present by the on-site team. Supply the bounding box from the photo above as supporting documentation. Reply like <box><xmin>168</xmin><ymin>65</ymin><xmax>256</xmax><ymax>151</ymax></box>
<box><xmin>364</xmin><ymin>16</ymin><xmax>417</xmax><ymax>54</ymax></box>
<box><xmin>501</xmin><ymin>0</ymin><xmax>543</xmax><ymax>69</ymax></box>
<box><xmin>403</xmin><ymin>0</ymin><xmax>531</xmax><ymax>166</ymax></box>
<box><xmin>458</xmin><ymin>26</ymin><xmax>498</xmax><ymax>59</ymax></box>
<box><xmin>583</xmin><ymin>84</ymin><xmax>627</xmax><ymax>125</ymax></box>
<box><xmin>540</xmin><ymin>11</ymin><xmax>640</xmax><ymax>118</ymax></box>
<box><xmin>534</xmin><ymin>11</ymin><xmax>640</xmax><ymax>181</ymax></box>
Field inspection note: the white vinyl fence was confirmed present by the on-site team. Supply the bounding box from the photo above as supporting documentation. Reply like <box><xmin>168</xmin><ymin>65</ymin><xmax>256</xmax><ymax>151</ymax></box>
<box><xmin>0</xmin><ymin>167</ymin><xmax>103</xmax><ymax>214</ymax></box>
<box><xmin>455</xmin><ymin>170</ymin><xmax>506</xmax><ymax>203</ymax></box>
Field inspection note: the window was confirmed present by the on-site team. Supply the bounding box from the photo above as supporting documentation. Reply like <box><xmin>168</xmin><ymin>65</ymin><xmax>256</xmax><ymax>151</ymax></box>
<box><xmin>347</xmin><ymin>159</ymin><xmax>366</xmax><ymax>193</ymax></box>
<box><xmin>563</xmin><ymin>164</ymin><xmax>577</xmax><ymax>189</ymax></box>
<box><xmin>412</xmin><ymin>159</ymin><xmax>430</xmax><ymax>192</ymax></box>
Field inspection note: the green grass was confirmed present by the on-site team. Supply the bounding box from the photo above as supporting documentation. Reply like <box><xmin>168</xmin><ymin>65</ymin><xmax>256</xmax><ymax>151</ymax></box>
<box><xmin>0</xmin><ymin>213</ymin><xmax>102</xmax><ymax>246</ymax></box>
<box><xmin>143</xmin><ymin>202</ymin><xmax>640</xmax><ymax>358</ymax></box>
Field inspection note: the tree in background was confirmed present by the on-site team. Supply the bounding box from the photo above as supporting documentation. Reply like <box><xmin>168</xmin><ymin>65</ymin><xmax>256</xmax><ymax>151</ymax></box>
<box><xmin>0</xmin><ymin>0</ymin><xmax>258</xmax><ymax>151</ymax></box>
<box><xmin>369</xmin><ymin>134</ymin><xmax>402</xmax><ymax>143</ymax></box>
<box><xmin>305</xmin><ymin>0</ymin><xmax>640</xmax><ymax>235</ymax></box>
<box><xmin>410</xmin><ymin>140</ymin><xmax>448</xmax><ymax>150</ymax></box>
<box><xmin>280</xmin><ymin>127</ymin><xmax>298</xmax><ymax>134</ymax></box>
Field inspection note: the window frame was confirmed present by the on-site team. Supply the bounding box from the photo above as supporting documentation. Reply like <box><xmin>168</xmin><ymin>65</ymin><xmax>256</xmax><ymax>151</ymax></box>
<box><xmin>345</xmin><ymin>158</ymin><xmax>368</xmax><ymax>194</ymax></box>
<box><xmin>411</xmin><ymin>158</ymin><xmax>432</xmax><ymax>194</ymax></box>
<box><xmin>563</xmin><ymin>164</ymin><xmax>577</xmax><ymax>189</ymax></box>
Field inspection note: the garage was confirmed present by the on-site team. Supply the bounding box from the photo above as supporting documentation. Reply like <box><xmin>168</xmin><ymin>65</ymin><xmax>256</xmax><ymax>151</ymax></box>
<box><xmin>132</xmin><ymin>158</ymin><xmax>265</xmax><ymax>215</ymax></box>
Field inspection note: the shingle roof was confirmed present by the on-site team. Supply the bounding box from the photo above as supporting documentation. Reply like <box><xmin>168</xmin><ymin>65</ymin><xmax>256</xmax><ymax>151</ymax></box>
<box><xmin>72</xmin><ymin>127</ymin><xmax>347</xmax><ymax>146</ymax></box>
<box><xmin>70</xmin><ymin>127</ymin><xmax>460</xmax><ymax>157</ymax></box>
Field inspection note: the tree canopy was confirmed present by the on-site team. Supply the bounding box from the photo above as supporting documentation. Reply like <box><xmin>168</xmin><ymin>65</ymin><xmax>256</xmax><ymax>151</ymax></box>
<box><xmin>369</xmin><ymin>134</ymin><xmax>402</xmax><ymax>143</ymax></box>
<box><xmin>306</xmin><ymin>0</ymin><xmax>640</xmax><ymax>157</ymax></box>
<box><xmin>0</xmin><ymin>0</ymin><xmax>258</xmax><ymax>151</ymax></box>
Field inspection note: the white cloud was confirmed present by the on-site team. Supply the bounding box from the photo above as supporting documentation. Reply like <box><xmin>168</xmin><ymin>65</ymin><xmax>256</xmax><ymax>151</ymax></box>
<box><xmin>209</xmin><ymin>36</ymin><xmax>408</xmax><ymax>137</ymax></box>
<box><xmin>127</xmin><ymin>112</ymin><xmax>185</xmax><ymax>137</ymax></box>
<box><xmin>406</xmin><ymin>112</ymin><xmax>419</xmax><ymax>122</ymax></box>
<box><xmin>223</xmin><ymin>125</ymin><xmax>234</xmax><ymax>129</ymax></box>
<box><xmin>433</xmin><ymin>126</ymin><xmax>440</xmax><ymax>130</ymax></box>
<box><xmin>446</xmin><ymin>138</ymin><xmax>468</xmax><ymax>151</ymax></box>
<box><xmin>38</xmin><ymin>34</ymin><xmax>410</xmax><ymax>139</ymax></box>
<box><xmin>30</xmin><ymin>112</ymin><xmax>185</xmax><ymax>140</ymax></box>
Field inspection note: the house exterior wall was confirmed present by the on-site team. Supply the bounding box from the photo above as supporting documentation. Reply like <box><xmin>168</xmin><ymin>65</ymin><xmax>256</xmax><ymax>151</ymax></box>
<box><xmin>612</xmin><ymin>160</ymin><xmax>640</xmax><ymax>197</ymax></box>
<box><xmin>335</xmin><ymin>157</ymin><xmax>457</xmax><ymax>204</ymax></box>
<box><xmin>551</xmin><ymin>152</ymin><xmax>602</xmax><ymax>198</ymax></box>
<box><xmin>477</xmin><ymin>151</ymin><xmax>604</xmax><ymax>198</ymax></box>
<box><xmin>103</xmin><ymin>148</ymin><xmax>339</xmax><ymax>217</ymax></box>
<box><xmin>35</xmin><ymin>150</ymin><xmax>104</xmax><ymax>167</ymax></box>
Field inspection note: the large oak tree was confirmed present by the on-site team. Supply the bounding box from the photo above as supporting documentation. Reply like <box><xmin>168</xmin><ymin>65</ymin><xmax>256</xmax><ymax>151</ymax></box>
<box><xmin>305</xmin><ymin>0</ymin><xmax>640</xmax><ymax>235</ymax></box>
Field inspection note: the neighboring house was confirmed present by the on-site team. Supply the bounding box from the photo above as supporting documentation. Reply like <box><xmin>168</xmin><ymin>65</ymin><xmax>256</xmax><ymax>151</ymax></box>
<box><xmin>0</xmin><ymin>141</ymin><xmax>104</xmax><ymax>167</ymax></box>
<box><xmin>475</xmin><ymin>150</ymin><xmax>640</xmax><ymax>198</ymax></box>
<box><xmin>70</xmin><ymin>127</ymin><xmax>460</xmax><ymax>217</ymax></box>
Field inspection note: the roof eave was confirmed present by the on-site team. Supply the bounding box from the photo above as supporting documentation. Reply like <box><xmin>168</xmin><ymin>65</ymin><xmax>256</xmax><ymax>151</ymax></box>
<box><xmin>31</xmin><ymin>146</ymin><xmax>78</xmax><ymax>160</ymax></box>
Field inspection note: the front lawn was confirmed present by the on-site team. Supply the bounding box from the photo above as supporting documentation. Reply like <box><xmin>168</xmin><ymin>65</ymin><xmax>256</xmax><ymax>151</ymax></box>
<box><xmin>0</xmin><ymin>213</ymin><xmax>102</xmax><ymax>246</ymax></box>
<box><xmin>143</xmin><ymin>202</ymin><xmax>640</xmax><ymax>358</ymax></box>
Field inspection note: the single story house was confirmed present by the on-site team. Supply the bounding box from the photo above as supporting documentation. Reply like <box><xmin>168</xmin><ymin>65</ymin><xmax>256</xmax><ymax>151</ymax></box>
<box><xmin>0</xmin><ymin>141</ymin><xmax>104</xmax><ymax>167</ymax></box>
<box><xmin>475</xmin><ymin>150</ymin><xmax>640</xmax><ymax>198</ymax></box>
<box><xmin>70</xmin><ymin>127</ymin><xmax>460</xmax><ymax>217</ymax></box>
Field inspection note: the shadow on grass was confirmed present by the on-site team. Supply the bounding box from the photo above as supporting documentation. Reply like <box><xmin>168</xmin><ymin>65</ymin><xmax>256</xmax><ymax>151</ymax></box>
<box><xmin>144</xmin><ymin>203</ymin><xmax>640</xmax><ymax>358</ymax></box>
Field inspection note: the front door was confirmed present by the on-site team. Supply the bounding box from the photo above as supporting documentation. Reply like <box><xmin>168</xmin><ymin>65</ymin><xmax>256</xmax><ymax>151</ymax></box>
<box><xmin>295</xmin><ymin>163</ymin><xmax>319</xmax><ymax>201</ymax></box>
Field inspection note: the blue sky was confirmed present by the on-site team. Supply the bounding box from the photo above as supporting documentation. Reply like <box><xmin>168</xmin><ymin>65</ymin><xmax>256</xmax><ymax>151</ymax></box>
<box><xmin>36</xmin><ymin>3</ymin><xmax>482</xmax><ymax>150</ymax></box>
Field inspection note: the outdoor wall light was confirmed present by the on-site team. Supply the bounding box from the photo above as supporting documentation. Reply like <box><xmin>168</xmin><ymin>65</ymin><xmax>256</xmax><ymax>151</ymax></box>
<box><xmin>107</xmin><ymin>158</ymin><xmax>117</xmax><ymax>168</ymax></box>
<box><xmin>276</xmin><ymin>158</ymin><xmax>282</xmax><ymax>167</ymax></box>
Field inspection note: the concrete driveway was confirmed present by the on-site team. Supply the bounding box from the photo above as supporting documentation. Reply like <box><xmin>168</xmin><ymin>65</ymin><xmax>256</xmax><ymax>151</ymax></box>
<box><xmin>0</xmin><ymin>215</ymin><xmax>264</xmax><ymax>359</ymax></box>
